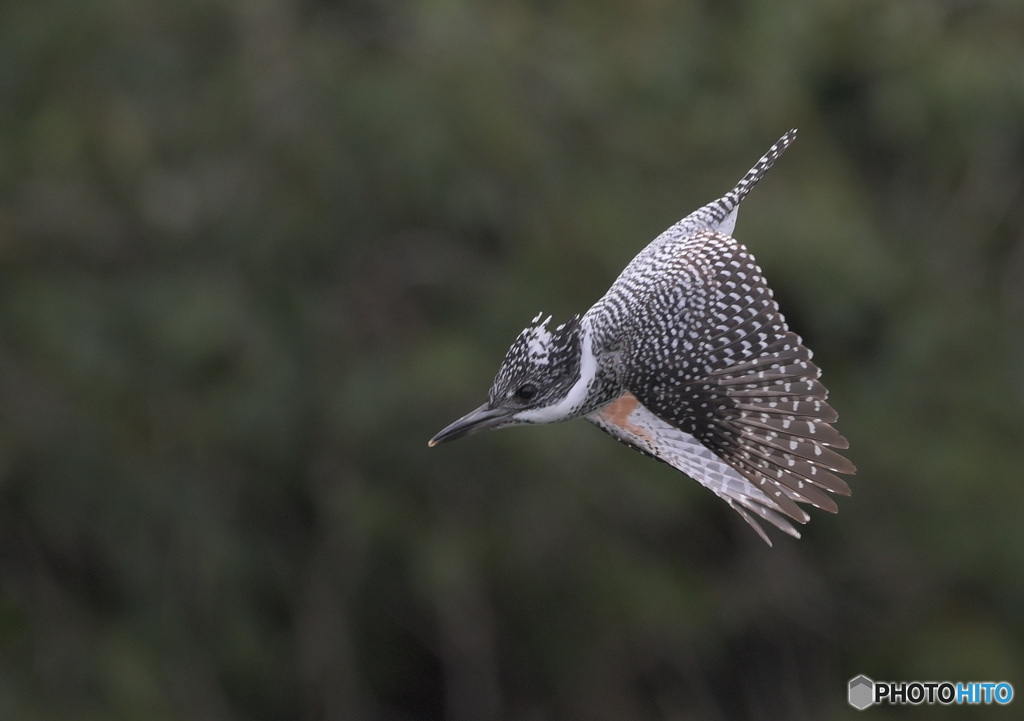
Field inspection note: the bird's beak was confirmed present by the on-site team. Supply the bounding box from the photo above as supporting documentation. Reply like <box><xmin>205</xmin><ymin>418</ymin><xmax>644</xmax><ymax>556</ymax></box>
<box><xmin>428</xmin><ymin>403</ymin><xmax>512</xmax><ymax>447</ymax></box>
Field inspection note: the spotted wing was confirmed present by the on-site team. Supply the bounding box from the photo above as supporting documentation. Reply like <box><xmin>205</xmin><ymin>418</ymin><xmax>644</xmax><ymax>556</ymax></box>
<box><xmin>587</xmin><ymin>392</ymin><xmax>803</xmax><ymax>544</ymax></box>
<box><xmin>617</xmin><ymin>230</ymin><xmax>854</xmax><ymax>537</ymax></box>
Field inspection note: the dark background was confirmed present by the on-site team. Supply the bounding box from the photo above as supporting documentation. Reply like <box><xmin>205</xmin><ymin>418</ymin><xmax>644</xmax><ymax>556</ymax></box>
<box><xmin>1</xmin><ymin>1</ymin><xmax>1022</xmax><ymax>719</ymax></box>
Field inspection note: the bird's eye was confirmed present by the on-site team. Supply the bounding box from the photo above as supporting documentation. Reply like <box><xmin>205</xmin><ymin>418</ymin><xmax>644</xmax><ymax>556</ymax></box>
<box><xmin>515</xmin><ymin>384</ymin><xmax>536</xmax><ymax>401</ymax></box>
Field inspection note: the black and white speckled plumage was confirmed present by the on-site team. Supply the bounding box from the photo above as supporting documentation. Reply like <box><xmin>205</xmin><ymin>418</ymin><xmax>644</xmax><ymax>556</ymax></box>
<box><xmin>431</xmin><ymin>130</ymin><xmax>854</xmax><ymax>544</ymax></box>
<box><xmin>489</xmin><ymin>313</ymin><xmax>583</xmax><ymax>412</ymax></box>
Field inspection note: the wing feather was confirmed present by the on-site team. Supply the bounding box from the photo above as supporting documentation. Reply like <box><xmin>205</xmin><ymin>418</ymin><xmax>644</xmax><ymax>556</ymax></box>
<box><xmin>587</xmin><ymin>393</ymin><xmax>804</xmax><ymax>545</ymax></box>
<box><xmin>616</xmin><ymin>231</ymin><xmax>854</xmax><ymax>540</ymax></box>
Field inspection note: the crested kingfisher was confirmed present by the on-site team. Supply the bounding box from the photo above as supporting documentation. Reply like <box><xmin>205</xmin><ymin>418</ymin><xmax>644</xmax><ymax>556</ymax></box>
<box><xmin>429</xmin><ymin>130</ymin><xmax>854</xmax><ymax>544</ymax></box>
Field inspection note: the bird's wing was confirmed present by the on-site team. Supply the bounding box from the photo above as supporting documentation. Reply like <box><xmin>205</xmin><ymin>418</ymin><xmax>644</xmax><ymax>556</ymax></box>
<box><xmin>587</xmin><ymin>392</ymin><xmax>802</xmax><ymax>544</ymax></box>
<box><xmin>615</xmin><ymin>230</ymin><xmax>854</xmax><ymax>537</ymax></box>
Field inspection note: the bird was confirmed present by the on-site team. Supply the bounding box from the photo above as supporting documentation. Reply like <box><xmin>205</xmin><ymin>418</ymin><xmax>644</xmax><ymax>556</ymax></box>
<box><xmin>428</xmin><ymin>130</ymin><xmax>854</xmax><ymax>544</ymax></box>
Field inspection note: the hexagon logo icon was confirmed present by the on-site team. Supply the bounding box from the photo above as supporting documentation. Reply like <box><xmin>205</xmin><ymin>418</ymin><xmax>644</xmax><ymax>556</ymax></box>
<box><xmin>849</xmin><ymin>675</ymin><xmax>874</xmax><ymax>710</ymax></box>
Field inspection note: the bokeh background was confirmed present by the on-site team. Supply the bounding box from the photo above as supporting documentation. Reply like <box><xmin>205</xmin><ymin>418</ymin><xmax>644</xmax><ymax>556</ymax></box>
<box><xmin>2</xmin><ymin>1</ymin><xmax>1023</xmax><ymax>719</ymax></box>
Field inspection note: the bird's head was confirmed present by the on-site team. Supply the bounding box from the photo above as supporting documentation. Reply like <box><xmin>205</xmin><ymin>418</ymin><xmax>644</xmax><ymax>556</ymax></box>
<box><xmin>428</xmin><ymin>313</ymin><xmax>584</xmax><ymax>446</ymax></box>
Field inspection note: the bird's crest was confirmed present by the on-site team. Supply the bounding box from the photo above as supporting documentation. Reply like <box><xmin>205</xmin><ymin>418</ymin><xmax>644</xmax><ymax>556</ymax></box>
<box><xmin>497</xmin><ymin>313</ymin><xmax>582</xmax><ymax>380</ymax></box>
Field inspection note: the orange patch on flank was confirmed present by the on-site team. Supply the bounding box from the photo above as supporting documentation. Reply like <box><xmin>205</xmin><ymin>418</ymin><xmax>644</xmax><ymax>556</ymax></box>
<box><xmin>599</xmin><ymin>392</ymin><xmax>656</xmax><ymax>446</ymax></box>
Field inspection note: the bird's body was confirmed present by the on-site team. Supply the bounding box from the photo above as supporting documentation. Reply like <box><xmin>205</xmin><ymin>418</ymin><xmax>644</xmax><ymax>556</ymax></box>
<box><xmin>430</xmin><ymin>131</ymin><xmax>854</xmax><ymax>544</ymax></box>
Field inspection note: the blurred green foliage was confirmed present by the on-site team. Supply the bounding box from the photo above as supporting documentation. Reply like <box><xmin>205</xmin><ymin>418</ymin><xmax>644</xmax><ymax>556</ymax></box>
<box><xmin>1</xmin><ymin>0</ymin><xmax>1023</xmax><ymax>719</ymax></box>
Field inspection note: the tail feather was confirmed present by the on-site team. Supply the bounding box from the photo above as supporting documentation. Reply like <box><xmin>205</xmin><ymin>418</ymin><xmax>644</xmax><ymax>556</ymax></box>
<box><xmin>675</xmin><ymin>129</ymin><xmax>798</xmax><ymax>237</ymax></box>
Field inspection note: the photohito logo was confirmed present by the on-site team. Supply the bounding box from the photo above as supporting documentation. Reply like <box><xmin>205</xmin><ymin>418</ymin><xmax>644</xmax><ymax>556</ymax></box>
<box><xmin>848</xmin><ymin>675</ymin><xmax>1014</xmax><ymax>710</ymax></box>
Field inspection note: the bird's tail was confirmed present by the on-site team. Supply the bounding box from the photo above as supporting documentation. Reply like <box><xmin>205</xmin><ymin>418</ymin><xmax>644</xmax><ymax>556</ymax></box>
<box><xmin>679</xmin><ymin>129</ymin><xmax>798</xmax><ymax>237</ymax></box>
